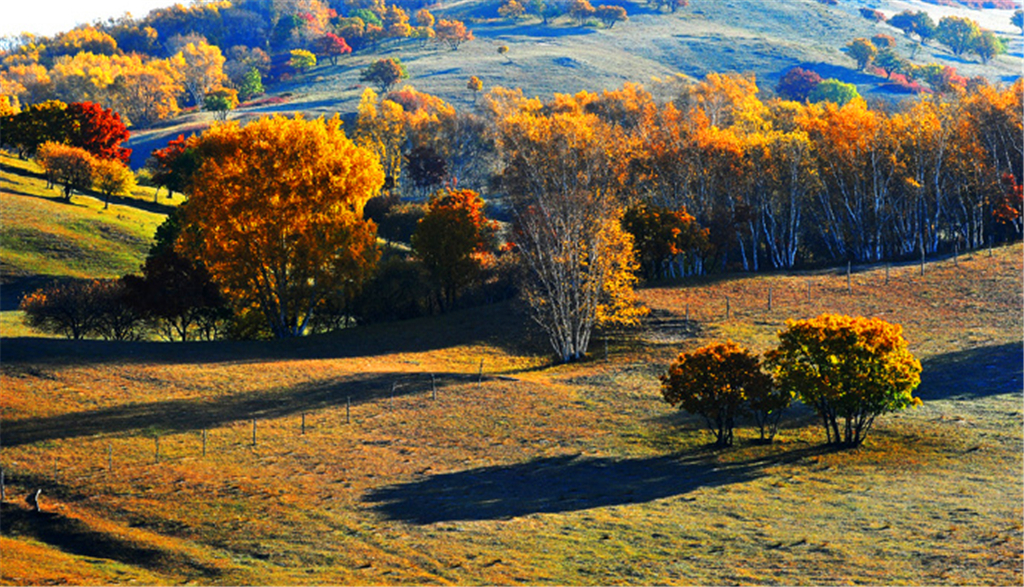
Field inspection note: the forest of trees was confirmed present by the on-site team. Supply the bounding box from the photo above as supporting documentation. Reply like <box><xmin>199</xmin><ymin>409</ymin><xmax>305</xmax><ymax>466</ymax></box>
<box><xmin>0</xmin><ymin>0</ymin><xmax>476</xmax><ymax>127</ymax></box>
<box><xmin>9</xmin><ymin>74</ymin><xmax>1022</xmax><ymax>361</ymax></box>
<box><xmin>2</xmin><ymin>0</ymin><xmax>1021</xmax><ymax>360</ymax></box>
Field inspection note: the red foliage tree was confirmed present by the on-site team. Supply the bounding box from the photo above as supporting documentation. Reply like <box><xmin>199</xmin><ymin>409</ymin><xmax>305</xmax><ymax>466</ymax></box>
<box><xmin>67</xmin><ymin>102</ymin><xmax>131</xmax><ymax>165</ymax></box>
<box><xmin>314</xmin><ymin>33</ymin><xmax>352</xmax><ymax>65</ymax></box>
<box><xmin>775</xmin><ymin>67</ymin><xmax>822</xmax><ymax>101</ymax></box>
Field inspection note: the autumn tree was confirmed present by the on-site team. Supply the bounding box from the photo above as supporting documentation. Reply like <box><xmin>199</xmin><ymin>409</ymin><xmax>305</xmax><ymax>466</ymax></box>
<box><xmin>846</xmin><ymin>38</ymin><xmax>877</xmax><ymax>70</ymax></box>
<box><xmin>359</xmin><ymin>58</ymin><xmax>408</xmax><ymax>93</ymax></box>
<box><xmin>314</xmin><ymin>33</ymin><xmax>352</xmax><ymax>65</ymax></box>
<box><xmin>110</xmin><ymin>57</ymin><xmax>184</xmax><ymax>128</ymax></box>
<box><xmin>36</xmin><ymin>141</ymin><xmax>96</xmax><ymax>202</ymax></box>
<box><xmin>411</xmin><ymin>188</ymin><xmax>497</xmax><ymax>311</ymax></box>
<box><xmin>178</xmin><ymin>115</ymin><xmax>383</xmax><ymax>338</ymax></box>
<box><xmin>204</xmin><ymin>87</ymin><xmax>239</xmax><ymax>121</ymax></box>
<box><xmin>775</xmin><ymin>67</ymin><xmax>822</xmax><ymax>102</ymax></box>
<box><xmin>767</xmin><ymin>314</ymin><xmax>922</xmax><ymax>448</ymax></box>
<box><xmin>497</xmin><ymin>106</ymin><xmax>646</xmax><ymax>362</ymax></box>
<box><xmin>498</xmin><ymin>0</ymin><xmax>526</xmax><ymax>20</ymax></box>
<box><xmin>936</xmin><ymin>16</ymin><xmax>980</xmax><ymax>56</ymax></box>
<box><xmin>569</xmin><ymin>0</ymin><xmax>596</xmax><ymax>25</ymax></box>
<box><xmin>289</xmin><ymin>49</ymin><xmax>317</xmax><ymax>73</ymax></box>
<box><xmin>66</xmin><ymin>101</ymin><xmax>132</xmax><ymax>164</ymax></box>
<box><xmin>971</xmin><ymin>30</ymin><xmax>1006</xmax><ymax>64</ymax></box>
<box><xmin>622</xmin><ymin>203</ymin><xmax>708</xmax><ymax>280</ymax></box>
<box><xmin>91</xmin><ymin>157</ymin><xmax>137</xmax><ymax>209</ymax></box>
<box><xmin>354</xmin><ymin>87</ymin><xmax>406</xmax><ymax>193</ymax></box>
<box><xmin>176</xmin><ymin>39</ymin><xmax>227</xmax><ymax>107</ymax></box>
<box><xmin>20</xmin><ymin>280</ymin><xmax>103</xmax><ymax>339</ymax></box>
<box><xmin>807</xmin><ymin>78</ymin><xmax>860</xmax><ymax>106</ymax></box>
<box><xmin>661</xmin><ymin>341</ymin><xmax>775</xmax><ymax>447</ymax></box>
<box><xmin>596</xmin><ymin>5</ymin><xmax>628</xmax><ymax>28</ymax></box>
<box><xmin>434</xmin><ymin>19</ymin><xmax>474</xmax><ymax>50</ymax></box>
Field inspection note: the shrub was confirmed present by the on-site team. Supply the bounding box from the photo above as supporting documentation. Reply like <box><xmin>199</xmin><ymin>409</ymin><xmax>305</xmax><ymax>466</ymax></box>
<box><xmin>766</xmin><ymin>314</ymin><xmax>922</xmax><ymax>448</ymax></box>
<box><xmin>20</xmin><ymin>279</ymin><xmax>142</xmax><ymax>340</ymax></box>
<box><xmin>775</xmin><ymin>67</ymin><xmax>822</xmax><ymax>102</ymax></box>
<box><xmin>808</xmin><ymin>78</ymin><xmax>860</xmax><ymax>106</ymax></box>
<box><xmin>661</xmin><ymin>341</ymin><xmax>775</xmax><ymax>447</ymax></box>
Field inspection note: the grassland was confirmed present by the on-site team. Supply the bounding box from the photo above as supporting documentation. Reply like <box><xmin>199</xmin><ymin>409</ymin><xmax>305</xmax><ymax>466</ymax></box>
<box><xmin>2</xmin><ymin>147</ymin><xmax>1021</xmax><ymax>587</ymax></box>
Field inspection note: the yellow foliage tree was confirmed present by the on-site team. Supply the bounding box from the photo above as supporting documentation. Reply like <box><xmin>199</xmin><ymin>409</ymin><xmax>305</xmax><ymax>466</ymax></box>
<box><xmin>766</xmin><ymin>314</ymin><xmax>922</xmax><ymax>447</ymax></box>
<box><xmin>355</xmin><ymin>87</ymin><xmax>406</xmax><ymax>193</ymax></box>
<box><xmin>176</xmin><ymin>39</ymin><xmax>227</xmax><ymax>107</ymax></box>
<box><xmin>497</xmin><ymin>107</ymin><xmax>646</xmax><ymax>362</ymax></box>
<box><xmin>91</xmin><ymin>157</ymin><xmax>137</xmax><ymax>209</ymax></box>
<box><xmin>179</xmin><ymin>115</ymin><xmax>384</xmax><ymax>338</ymax></box>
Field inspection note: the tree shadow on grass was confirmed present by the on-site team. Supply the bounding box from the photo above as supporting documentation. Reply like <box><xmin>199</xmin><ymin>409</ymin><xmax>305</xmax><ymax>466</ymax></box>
<box><xmin>917</xmin><ymin>342</ymin><xmax>1023</xmax><ymax>401</ymax></box>
<box><xmin>1</xmin><ymin>370</ymin><xmax>472</xmax><ymax>446</ymax></box>
<box><xmin>0</xmin><ymin>503</ymin><xmax>221</xmax><ymax>578</ymax></box>
<box><xmin>365</xmin><ymin>452</ymin><xmax>775</xmax><ymax>524</ymax></box>
<box><xmin>1</xmin><ymin>300</ymin><xmax>539</xmax><ymax>368</ymax></box>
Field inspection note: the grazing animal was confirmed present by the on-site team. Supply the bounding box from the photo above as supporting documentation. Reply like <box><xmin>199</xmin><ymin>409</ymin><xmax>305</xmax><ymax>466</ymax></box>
<box><xmin>26</xmin><ymin>489</ymin><xmax>41</xmax><ymax>512</ymax></box>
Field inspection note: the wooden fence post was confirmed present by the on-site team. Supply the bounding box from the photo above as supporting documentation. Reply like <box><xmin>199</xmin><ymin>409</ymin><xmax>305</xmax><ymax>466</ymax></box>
<box><xmin>478</xmin><ymin>359</ymin><xmax>484</xmax><ymax>388</ymax></box>
<box><xmin>301</xmin><ymin>413</ymin><xmax>306</xmax><ymax>435</ymax></box>
<box><xmin>202</xmin><ymin>429</ymin><xmax>207</xmax><ymax>457</ymax></box>
<box><xmin>155</xmin><ymin>437</ymin><xmax>160</xmax><ymax>463</ymax></box>
<box><xmin>725</xmin><ymin>296</ymin><xmax>730</xmax><ymax>320</ymax></box>
<box><xmin>431</xmin><ymin>374</ymin><xmax>436</xmax><ymax>400</ymax></box>
<box><xmin>767</xmin><ymin>287</ymin><xmax>773</xmax><ymax>312</ymax></box>
<box><xmin>847</xmin><ymin>261</ymin><xmax>852</xmax><ymax>294</ymax></box>
<box><xmin>251</xmin><ymin>419</ymin><xmax>257</xmax><ymax>447</ymax></box>
<box><xmin>346</xmin><ymin>397</ymin><xmax>351</xmax><ymax>424</ymax></box>
<box><xmin>108</xmin><ymin>444</ymin><xmax>113</xmax><ymax>473</ymax></box>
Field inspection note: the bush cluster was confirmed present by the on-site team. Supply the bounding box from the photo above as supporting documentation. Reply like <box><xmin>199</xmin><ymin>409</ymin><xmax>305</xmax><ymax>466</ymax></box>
<box><xmin>661</xmin><ymin>314</ymin><xmax>922</xmax><ymax>448</ymax></box>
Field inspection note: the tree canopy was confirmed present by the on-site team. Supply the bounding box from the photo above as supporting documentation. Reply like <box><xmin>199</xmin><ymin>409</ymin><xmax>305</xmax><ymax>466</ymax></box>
<box><xmin>178</xmin><ymin>114</ymin><xmax>384</xmax><ymax>338</ymax></box>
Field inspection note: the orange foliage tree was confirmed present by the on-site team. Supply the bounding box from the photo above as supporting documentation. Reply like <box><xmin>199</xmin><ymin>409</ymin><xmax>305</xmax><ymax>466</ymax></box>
<box><xmin>434</xmin><ymin>19</ymin><xmax>473</xmax><ymax>50</ymax></box>
<box><xmin>766</xmin><ymin>314</ymin><xmax>922</xmax><ymax>447</ymax></box>
<box><xmin>411</xmin><ymin>188</ymin><xmax>497</xmax><ymax>311</ymax></box>
<box><xmin>178</xmin><ymin>115</ymin><xmax>383</xmax><ymax>338</ymax></box>
<box><xmin>661</xmin><ymin>341</ymin><xmax>779</xmax><ymax>446</ymax></box>
<box><xmin>35</xmin><ymin>141</ymin><xmax>97</xmax><ymax>202</ymax></box>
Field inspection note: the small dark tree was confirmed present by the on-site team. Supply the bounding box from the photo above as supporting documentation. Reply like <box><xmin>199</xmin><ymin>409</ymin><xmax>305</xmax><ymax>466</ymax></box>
<box><xmin>90</xmin><ymin>279</ymin><xmax>145</xmax><ymax>341</ymax></box>
<box><xmin>775</xmin><ymin>67</ymin><xmax>822</xmax><ymax>101</ymax></box>
<box><xmin>411</xmin><ymin>188</ymin><xmax>497</xmax><ymax>311</ymax></box>
<box><xmin>124</xmin><ymin>210</ymin><xmax>230</xmax><ymax>341</ymax></box>
<box><xmin>846</xmin><ymin>38</ymin><xmax>878</xmax><ymax>71</ymax></box>
<box><xmin>858</xmin><ymin>8</ymin><xmax>885</xmax><ymax>22</ymax></box>
<box><xmin>595</xmin><ymin>5</ymin><xmax>627</xmax><ymax>28</ymax></box>
<box><xmin>661</xmin><ymin>341</ymin><xmax>773</xmax><ymax>447</ymax></box>
<box><xmin>1013</xmin><ymin>10</ymin><xmax>1024</xmax><ymax>34</ymax></box>
<box><xmin>20</xmin><ymin>280</ymin><xmax>102</xmax><ymax>339</ymax></box>
<box><xmin>360</xmin><ymin>58</ymin><xmax>409</xmax><ymax>93</ymax></box>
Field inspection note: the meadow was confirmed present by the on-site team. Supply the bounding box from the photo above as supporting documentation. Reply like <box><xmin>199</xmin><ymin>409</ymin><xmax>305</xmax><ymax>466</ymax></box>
<box><xmin>1</xmin><ymin>154</ymin><xmax>1021</xmax><ymax>584</ymax></box>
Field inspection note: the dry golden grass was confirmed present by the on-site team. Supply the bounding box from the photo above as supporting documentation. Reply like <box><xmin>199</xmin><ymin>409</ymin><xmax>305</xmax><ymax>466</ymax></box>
<box><xmin>1</xmin><ymin>243</ymin><xmax>1021</xmax><ymax>584</ymax></box>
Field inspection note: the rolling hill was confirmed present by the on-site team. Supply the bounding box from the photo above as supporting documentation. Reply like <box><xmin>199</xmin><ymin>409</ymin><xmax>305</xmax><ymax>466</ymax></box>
<box><xmin>125</xmin><ymin>0</ymin><xmax>1024</xmax><ymax>167</ymax></box>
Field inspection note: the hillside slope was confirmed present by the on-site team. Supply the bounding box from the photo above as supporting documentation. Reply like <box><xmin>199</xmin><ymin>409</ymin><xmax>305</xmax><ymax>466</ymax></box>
<box><xmin>125</xmin><ymin>0</ymin><xmax>1023</xmax><ymax>165</ymax></box>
